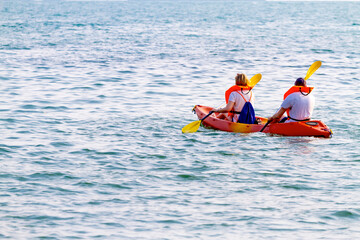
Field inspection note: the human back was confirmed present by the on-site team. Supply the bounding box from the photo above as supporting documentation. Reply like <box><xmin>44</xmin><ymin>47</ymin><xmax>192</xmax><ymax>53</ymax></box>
<box><xmin>282</xmin><ymin>91</ymin><xmax>314</xmax><ymax>122</ymax></box>
<box><xmin>269</xmin><ymin>77</ymin><xmax>316</xmax><ymax>123</ymax></box>
<box><xmin>229</xmin><ymin>90</ymin><xmax>254</xmax><ymax>122</ymax></box>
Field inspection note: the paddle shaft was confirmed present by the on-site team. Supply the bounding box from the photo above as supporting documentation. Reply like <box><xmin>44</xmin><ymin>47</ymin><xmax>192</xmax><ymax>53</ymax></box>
<box><xmin>260</xmin><ymin>120</ymin><xmax>271</xmax><ymax>132</ymax></box>
<box><xmin>181</xmin><ymin>110</ymin><xmax>215</xmax><ymax>133</ymax></box>
<box><xmin>201</xmin><ymin>110</ymin><xmax>214</xmax><ymax>122</ymax></box>
<box><xmin>262</xmin><ymin>61</ymin><xmax>321</xmax><ymax>132</ymax></box>
<box><xmin>183</xmin><ymin>73</ymin><xmax>261</xmax><ymax>133</ymax></box>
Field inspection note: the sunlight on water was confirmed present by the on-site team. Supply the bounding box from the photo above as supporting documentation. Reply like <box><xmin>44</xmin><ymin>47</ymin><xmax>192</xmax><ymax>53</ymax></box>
<box><xmin>0</xmin><ymin>0</ymin><xmax>359</xmax><ymax>239</ymax></box>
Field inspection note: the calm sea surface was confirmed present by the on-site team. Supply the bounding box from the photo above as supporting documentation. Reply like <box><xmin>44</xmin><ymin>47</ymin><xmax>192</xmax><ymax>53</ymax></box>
<box><xmin>0</xmin><ymin>0</ymin><xmax>359</xmax><ymax>239</ymax></box>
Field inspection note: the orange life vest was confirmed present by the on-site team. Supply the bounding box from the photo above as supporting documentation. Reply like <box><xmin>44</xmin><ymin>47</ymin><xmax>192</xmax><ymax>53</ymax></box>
<box><xmin>224</xmin><ymin>85</ymin><xmax>252</xmax><ymax>118</ymax></box>
<box><xmin>225</xmin><ymin>85</ymin><xmax>252</xmax><ymax>103</ymax></box>
<box><xmin>283</xmin><ymin>86</ymin><xmax>314</xmax><ymax>116</ymax></box>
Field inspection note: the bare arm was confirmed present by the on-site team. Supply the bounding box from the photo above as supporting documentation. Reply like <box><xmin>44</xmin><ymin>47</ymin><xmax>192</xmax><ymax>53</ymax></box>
<box><xmin>268</xmin><ymin>107</ymin><xmax>286</xmax><ymax>122</ymax></box>
<box><xmin>213</xmin><ymin>101</ymin><xmax>235</xmax><ymax>113</ymax></box>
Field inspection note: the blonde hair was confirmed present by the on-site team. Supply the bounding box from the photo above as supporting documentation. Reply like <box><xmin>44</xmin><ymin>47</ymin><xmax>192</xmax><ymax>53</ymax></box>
<box><xmin>235</xmin><ymin>73</ymin><xmax>249</xmax><ymax>86</ymax></box>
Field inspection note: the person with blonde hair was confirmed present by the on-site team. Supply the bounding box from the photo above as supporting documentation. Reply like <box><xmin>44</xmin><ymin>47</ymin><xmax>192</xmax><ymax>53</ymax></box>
<box><xmin>213</xmin><ymin>73</ymin><xmax>256</xmax><ymax>123</ymax></box>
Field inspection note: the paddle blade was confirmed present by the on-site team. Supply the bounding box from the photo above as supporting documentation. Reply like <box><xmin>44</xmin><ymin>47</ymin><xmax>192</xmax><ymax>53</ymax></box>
<box><xmin>248</xmin><ymin>73</ymin><xmax>262</xmax><ymax>87</ymax></box>
<box><xmin>304</xmin><ymin>61</ymin><xmax>322</xmax><ymax>80</ymax></box>
<box><xmin>182</xmin><ymin>120</ymin><xmax>201</xmax><ymax>133</ymax></box>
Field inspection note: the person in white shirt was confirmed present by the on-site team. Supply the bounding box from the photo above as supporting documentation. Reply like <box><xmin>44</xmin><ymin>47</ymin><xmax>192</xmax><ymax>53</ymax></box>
<box><xmin>213</xmin><ymin>73</ymin><xmax>255</xmax><ymax>122</ymax></box>
<box><xmin>268</xmin><ymin>78</ymin><xmax>315</xmax><ymax>123</ymax></box>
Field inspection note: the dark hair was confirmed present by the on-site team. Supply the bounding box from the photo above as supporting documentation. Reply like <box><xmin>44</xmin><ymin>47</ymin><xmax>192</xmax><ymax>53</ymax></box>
<box><xmin>295</xmin><ymin>78</ymin><xmax>306</xmax><ymax>87</ymax></box>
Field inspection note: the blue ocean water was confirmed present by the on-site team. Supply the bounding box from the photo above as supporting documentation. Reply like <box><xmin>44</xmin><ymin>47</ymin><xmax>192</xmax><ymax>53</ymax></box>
<box><xmin>0</xmin><ymin>0</ymin><xmax>359</xmax><ymax>239</ymax></box>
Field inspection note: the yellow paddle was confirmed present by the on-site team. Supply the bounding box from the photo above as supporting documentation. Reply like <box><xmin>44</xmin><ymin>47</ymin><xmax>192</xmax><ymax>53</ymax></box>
<box><xmin>260</xmin><ymin>61</ymin><xmax>322</xmax><ymax>133</ymax></box>
<box><xmin>182</xmin><ymin>73</ymin><xmax>262</xmax><ymax>134</ymax></box>
<box><xmin>182</xmin><ymin>110</ymin><xmax>214</xmax><ymax>133</ymax></box>
<box><xmin>304</xmin><ymin>61</ymin><xmax>322</xmax><ymax>80</ymax></box>
<box><xmin>248</xmin><ymin>73</ymin><xmax>262</xmax><ymax>87</ymax></box>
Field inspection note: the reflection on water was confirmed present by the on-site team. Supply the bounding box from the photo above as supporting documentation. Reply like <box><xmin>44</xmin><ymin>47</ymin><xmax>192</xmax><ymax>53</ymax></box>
<box><xmin>0</xmin><ymin>0</ymin><xmax>359</xmax><ymax>239</ymax></box>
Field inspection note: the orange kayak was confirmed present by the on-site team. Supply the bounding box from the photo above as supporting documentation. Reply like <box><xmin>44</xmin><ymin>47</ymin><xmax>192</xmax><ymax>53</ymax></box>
<box><xmin>194</xmin><ymin>105</ymin><xmax>332</xmax><ymax>138</ymax></box>
<box><xmin>193</xmin><ymin>105</ymin><xmax>268</xmax><ymax>133</ymax></box>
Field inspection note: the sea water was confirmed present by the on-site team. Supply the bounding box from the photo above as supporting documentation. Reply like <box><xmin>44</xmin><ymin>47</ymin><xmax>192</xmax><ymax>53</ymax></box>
<box><xmin>0</xmin><ymin>0</ymin><xmax>359</xmax><ymax>239</ymax></box>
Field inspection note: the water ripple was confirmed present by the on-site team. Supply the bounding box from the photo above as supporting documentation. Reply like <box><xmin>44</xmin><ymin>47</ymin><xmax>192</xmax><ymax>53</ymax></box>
<box><xmin>0</xmin><ymin>1</ymin><xmax>359</xmax><ymax>239</ymax></box>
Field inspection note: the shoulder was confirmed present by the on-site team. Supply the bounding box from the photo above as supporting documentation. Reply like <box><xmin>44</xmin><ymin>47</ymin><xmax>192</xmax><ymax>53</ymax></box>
<box><xmin>281</xmin><ymin>93</ymin><xmax>297</xmax><ymax>108</ymax></box>
<box><xmin>229</xmin><ymin>91</ymin><xmax>238</xmax><ymax>99</ymax></box>
<box><xmin>285</xmin><ymin>92</ymin><xmax>301</xmax><ymax>99</ymax></box>
<box><xmin>230</xmin><ymin>91</ymin><xmax>240</xmax><ymax>96</ymax></box>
